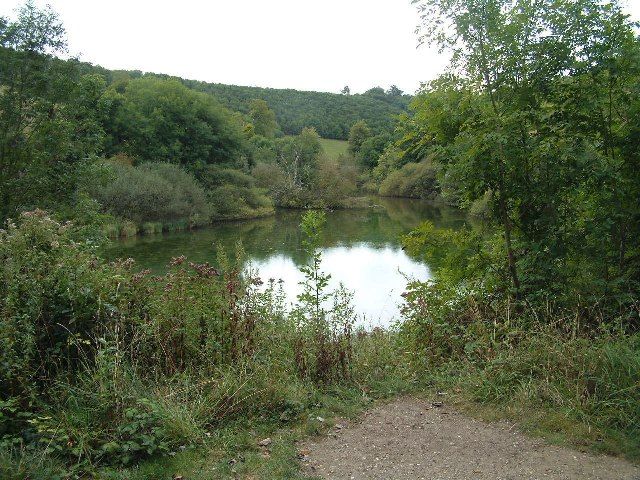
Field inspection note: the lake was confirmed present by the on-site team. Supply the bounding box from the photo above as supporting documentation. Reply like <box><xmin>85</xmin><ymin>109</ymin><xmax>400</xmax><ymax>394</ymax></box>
<box><xmin>104</xmin><ymin>197</ymin><xmax>465</xmax><ymax>327</ymax></box>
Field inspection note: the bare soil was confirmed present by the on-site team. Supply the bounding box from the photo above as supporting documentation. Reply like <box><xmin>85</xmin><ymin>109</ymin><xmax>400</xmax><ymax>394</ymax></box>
<box><xmin>301</xmin><ymin>397</ymin><xmax>639</xmax><ymax>480</ymax></box>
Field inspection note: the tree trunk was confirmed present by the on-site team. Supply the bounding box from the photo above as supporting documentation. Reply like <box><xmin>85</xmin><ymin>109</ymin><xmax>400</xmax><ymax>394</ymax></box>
<box><xmin>498</xmin><ymin>193</ymin><xmax>521</xmax><ymax>298</ymax></box>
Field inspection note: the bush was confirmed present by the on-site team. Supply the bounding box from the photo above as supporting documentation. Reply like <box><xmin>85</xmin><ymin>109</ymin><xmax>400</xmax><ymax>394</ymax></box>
<box><xmin>399</xmin><ymin>218</ymin><xmax>640</xmax><ymax>458</ymax></box>
<box><xmin>92</xmin><ymin>162</ymin><xmax>211</xmax><ymax>226</ymax></box>
<box><xmin>196</xmin><ymin>165</ymin><xmax>256</xmax><ymax>190</ymax></box>
<box><xmin>252</xmin><ymin>161</ymin><xmax>315</xmax><ymax>208</ymax></box>
<box><xmin>198</xmin><ymin>165</ymin><xmax>274</xmax><ymax>219</ymax></box>
<box><xmin>313</xmin><ymin>158</ymin><xmax>358</xmax><ymax>208</ymax></box>
<box><xmin>0</xmin><ymin>211</ymin><xmax>398</xmax><ymax>474</ymax></box>
<box><xmin>253</xmin><ymin>156</ymin><xmax>359</xmax><ymax>209</ymax></box>
<box><xmin>378</xmin><ymin>158</ymin><xmax>439</xmax><ymax>199</ymax></box>
<box><xmin>0</xmin><ymin>211</ymin><xmax>119</xmax><ymax>402</ymax></box>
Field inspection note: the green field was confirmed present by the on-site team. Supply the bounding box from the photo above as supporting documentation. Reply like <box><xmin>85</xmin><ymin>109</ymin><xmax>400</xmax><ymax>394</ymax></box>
<box><xmin>319</xmin><ymin>138</ymin><xmax>349</xmax><ymax>158</ymax></box>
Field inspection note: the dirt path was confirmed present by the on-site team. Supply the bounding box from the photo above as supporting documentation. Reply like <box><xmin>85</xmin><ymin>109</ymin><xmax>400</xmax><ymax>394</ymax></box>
<box><xmin>301</xmin><ymin>397</ymin><xmax>639</xmax><ymax>480</ymax></box>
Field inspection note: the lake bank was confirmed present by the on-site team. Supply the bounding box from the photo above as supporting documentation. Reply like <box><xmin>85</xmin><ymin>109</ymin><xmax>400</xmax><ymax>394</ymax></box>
<box><xmin>104</xmin><ymin>197</ymin><xmax>466</xmax><ymax>326</ymax></box>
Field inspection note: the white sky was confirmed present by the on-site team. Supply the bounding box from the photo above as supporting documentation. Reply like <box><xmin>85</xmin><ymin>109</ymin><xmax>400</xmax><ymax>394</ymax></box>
<box><xmin>2</xmin><ymin>0</ymin><xmax>640</xmax><ymax>95</ymax></box>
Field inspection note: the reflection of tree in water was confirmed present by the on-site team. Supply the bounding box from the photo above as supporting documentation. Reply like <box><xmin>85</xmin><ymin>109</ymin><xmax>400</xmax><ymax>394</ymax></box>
<box><xmin>376</xmin><ymin>197</ymin><xmax>466</xmax><ymax>230</ymax></box>
<box><xmin>104</xmin><ymin>198</ymin><xmax>466</xmax><ymax>272</ymax></box>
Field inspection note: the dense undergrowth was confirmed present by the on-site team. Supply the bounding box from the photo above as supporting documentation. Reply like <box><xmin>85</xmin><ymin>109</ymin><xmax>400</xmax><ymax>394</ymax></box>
<box><xmin>400</xmin><ymin>284</ymin><xmax>640</xmax><ymax>459</ymax></box>
<box><xmin>0</xmin><ymin>211</ymin><xmax>410</xmax><ymax>479</ymax></box>
<box><xmin>398</xmin><ymin>218</ymin><xmax>640</xmax><ymax>461</ymax></box>
<box><xmin>2</xmin><ymin>1</ymin><xmax>640</xmax><ymax>478</ymax></box>
<box><xmin>1</xmin><ymin>211</ymin><xmax>638</xmax><ymax>479</ymax></box>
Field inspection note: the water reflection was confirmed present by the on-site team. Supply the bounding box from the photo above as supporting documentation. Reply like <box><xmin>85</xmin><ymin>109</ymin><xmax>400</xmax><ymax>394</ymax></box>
<box><xmin>250</xmin><ymin>244</ymin><xmax>431</xmax><ymax>327</ymax></box>
<box><xmin>104</xmin><ymin>198</ymin><xmax>465</xmax><ymax>326</ymax></box>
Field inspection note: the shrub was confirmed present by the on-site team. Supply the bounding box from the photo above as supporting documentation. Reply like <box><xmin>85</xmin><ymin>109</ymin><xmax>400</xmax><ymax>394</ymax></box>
<box><xmin>0</xmin><ymin>211</ymin><xmax>405</xmax><ymax>474</ymax></box>
<box><xmin>141</xmin><ymin>222</ymin><xmax>163</xmax><ymax>235</ymax></box>
<box><xmin>378</xmin><ymin>158</ymin><xmax>439</xmax><ymax>199</ymax></box>
<box><xmin>119</xmin><ymin>220</ymin><xmax>138</xmax><ymax>237</ymax></box>
<box><xmin>0</xmin><ymin>211</ymin><xmax>119</xmax><ymax>402</ymax></box>
<box><xmin>92</xmin><ymin>162</ymin><xmax>211</xmax><ymax>225</ymax></box>
<box><xmin>197</xmin><ymin>164</ymin><xmax>273</xmax><ymax>219</ymax></box>
<box><xmin>196</xmin><ymin>165</ymin><xmax>256</xmax><ymax>190</ymax></box>
<box><xmin>313</xmin><ymin>158</ymin><xmax>358</xmax><ymax>208</ymax></box>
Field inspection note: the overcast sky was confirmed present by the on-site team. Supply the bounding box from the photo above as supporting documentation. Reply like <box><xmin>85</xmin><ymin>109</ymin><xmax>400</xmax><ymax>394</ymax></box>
<box><xmin>3</xmin><ymin>0</ymin><xmax>640</xmax><ymax>95</ymax></box>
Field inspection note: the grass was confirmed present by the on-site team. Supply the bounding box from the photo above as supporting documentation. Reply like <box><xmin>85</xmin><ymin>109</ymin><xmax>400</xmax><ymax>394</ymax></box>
<box><xmin>283</xmin><ymin>135</ymin><xmax>349</xmax><ymax>159</ymax></box>
<box><xmin>318</xmin><ymin>138</ymin><xmax>349</xmax><ymax>159</ymax></box>
<box><xmin>98</xmin><ymin>374</ymin><xmax>639</xmax><ymax>479</ymax></box>
<box><xmin>403</xmin><ymin>330</ymin><xmax>640</xmax><ymax>463</ymax></box>
<box><xmin>97</xmin><ymin>384</ymin><xmax>409</xmax><ymax>480</ymax></box>
<box><xmin>5</xmin><ymin>213</ymin><xmax>639</xmax><ymax>479</ymax></box>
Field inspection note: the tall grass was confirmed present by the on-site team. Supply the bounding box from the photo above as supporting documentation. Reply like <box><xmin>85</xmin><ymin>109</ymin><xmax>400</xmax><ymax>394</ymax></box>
<box><xmin>0</xmin><ymin>211</ymin><xmax>406</xmax><ymax>477</ymax></box>
<box><xmin>399</xmin><ymin>276</ymin><xmax>640</xmax><ymax>459</ymax></box>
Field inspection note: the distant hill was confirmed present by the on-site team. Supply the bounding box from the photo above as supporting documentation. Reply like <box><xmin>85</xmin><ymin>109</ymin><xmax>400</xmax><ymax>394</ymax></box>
<box><xmin>78</xmin><ymin>61</ymin><xmax>411</xmax><ymax>140</ymax></box>
<box><xmin>181</xmin><ymin>81</ymin><xmax>411</xmax><ymax>139</ymax></box>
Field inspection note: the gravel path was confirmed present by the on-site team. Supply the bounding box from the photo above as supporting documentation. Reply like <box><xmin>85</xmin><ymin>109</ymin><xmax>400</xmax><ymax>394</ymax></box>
<box><xmin>301</xmin><ymin>397</ymin><xmax>639</xmax><ymax>480</ymax></box>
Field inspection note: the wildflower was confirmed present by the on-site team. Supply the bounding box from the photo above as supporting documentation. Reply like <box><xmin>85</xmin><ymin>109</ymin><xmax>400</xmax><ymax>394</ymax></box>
<box><xmin>169</xmin><ymin>255</ymin><xmax>186</xmax><ymax>267</ymax></box>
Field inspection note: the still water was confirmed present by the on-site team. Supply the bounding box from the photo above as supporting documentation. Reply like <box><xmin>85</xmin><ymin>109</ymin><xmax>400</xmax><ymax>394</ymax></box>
<box><xmin>104</xmin><ymin>198</ymin><xmax>465</xmax><ymax>327</ymax></box>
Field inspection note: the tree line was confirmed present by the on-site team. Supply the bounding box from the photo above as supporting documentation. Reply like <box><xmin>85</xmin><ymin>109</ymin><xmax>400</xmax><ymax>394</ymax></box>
<box><xmin>0</xmin><ymin>2</ymin><xmax>379</xmax><ymax>232</ymax></box>
<box><xmin>70</xmin><ymin>62</ymin><xmax>411</xmax><ymax>140</ymax></box>
<box><xmin>362</xmin><ymin>0</ymin><xmax>640</xmax><ymax>320</ymax></box>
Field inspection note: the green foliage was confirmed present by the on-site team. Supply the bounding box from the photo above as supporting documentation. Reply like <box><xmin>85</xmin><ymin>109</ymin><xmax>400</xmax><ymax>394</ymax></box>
<box><xmin>468</xmin><ymin>190</ymin><xmax>493</xmax><ymax>221</ymax></box>
<box><xmin>0</xmin><ymin>212</ymin><xmax>408</xmax><ymax>475</ymax></box>
<box><xmin>0</xmin><ymin>211</ymin><xmax>114</xmax><ymax>402</ymax></box>
<box><xmin>251</xmin><ymin>128</ymin><xmax>359</xmax><ymax>209</ymax></box>
<box><xmin>253</xmin><ymin>131</ymin><xmax>358</xmax><ymax>209</ymax></box>
<box><xmin>396</xmin><ymin>76</ymin><xmax>470</xmax><ymax>165</ymax></box>
<box><xmin>182</xmin><ymin>79</ymin><xmax>410</xmax><ymax>139</ymax></box>
<box><xmin>399</xmin><ymin>275</ymin><xmax>640</xmax><ymax>457</ymax></box>
<box><xmin>469</xmin><ymin>332</ymin><xmax>640</xmax><ymax>445</ymax></box>
<box><xmin>378</xmin><ymin>158</ymin><xmax>439</xmax><ymax>199</ymax></box>
<box><xmin>292</xmin><ymin>211</ymin><xmax>355</xmax><ymax>383</ymax></box>
<box><xmin>297</xmin><ymin>211</ymin><xmax>331</xmax><ymax>321</ymax></box>
<box><xmin>0</xmin><ymin>446</ymin><xmax>67</xmax><ymax>480</ymax></box>
<box><xmin>195</xmin><ymin>165</ymin><xmax>274</xmax><ymax>220</ymax></box>
<box><xmin>400</xmin><ymin>217</ymin><xmax>640</xmax><ymax>455</ymax></box>
<box><xmin>347</xmin><ymin>120</ymin><xmax>372</xmax><ymax>156</ymax></box>
<box><xmin>248</xmin><ymin>98</ymin><xmax>279</xmax><ymax>138</ymax></box>
<box><xmin>314</xmin><ymin>158</ymin><xmax>359</xmax><ymax>209</ymax></box>
<box><xmin>0</xmin><ymin>3</ymin><xmax>106</xmax><ymax>219</ymax></box>
<box><xmin>356</xmin><ymin>132</ymin><xmax>392</xmax><ymax>169</ymax></box>
<box><xmin>103</xmin><ymin>77</ymin><xmax>247</xmax><ymax>166</ymax></box>
<box><xmin>92</xmin><ymin>162</ymin><xmax>211</xmax><ymax>226</ymax></box>
<box><xmin>402</xmin><ymin>0</ymin><xmax>640</xmax><ymax>310</ymax></box>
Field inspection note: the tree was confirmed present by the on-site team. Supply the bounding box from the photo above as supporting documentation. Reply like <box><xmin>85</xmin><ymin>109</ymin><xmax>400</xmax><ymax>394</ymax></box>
<box><xmin>341</xmin><ymin>85</ymin><xmax>351</xmax><ymax>95</ymax></box>
<box><xmin>248</xmin><ymin>98</ymin><xmax>278</xmax><ymax>138</ymax></box>
<box><xmin>412</xmin><ymin>0</ymin><xmax>640</xmax><ymax>305</ymax></box>
<box><xmin>105</xmin><ymin>77</ymin><xmax>247</xmax><ymax>167</ymax></box>
<box><xmin>357</xmin><ymin>133</ymin><xmax>391</xmax><ymax>169</ymax></box>
<box><xmin>181</xmin><ymin>79</ymin><xmax>409</xmax><ymax>139</ymax></box>
<box><xmin>0</xmin><ymin>2</ymin><xmax>105</xmax><ymax>219</ymax></box>
<box><xmin>347</xmin><ymin>120</ymin><xmax>372</xmax><ymax>157</ymax></box>
<box><xmin>274</xmin><ymin>127</ymin><xmax>321</xmax><ymax>188</ymax></box>
<box><xmin>387</xmin><ymin>85</ymin><xmax>403</xmax><ymax>96</ymax></box>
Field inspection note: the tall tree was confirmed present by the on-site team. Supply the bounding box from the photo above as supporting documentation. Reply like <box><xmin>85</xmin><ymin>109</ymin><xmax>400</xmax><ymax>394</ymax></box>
<box><xmin>387</xmin><ymin>85</ymin><xmax>403</xmax><ymax>96</ymax></box>
<box><xmin>348</xmin><ymin>120</ymin><xmax>372</xmax><ymax>156</ymax></box>
<box><xmin>105</xmin><ymin>77</ymin><xmax>247</xmax><ymax>167</ymax></box>
<box><xmin>248</xmin><ymin>98</ymin><xmax>278</xmax><ymax>138</ymax></box>
<box><xmin>0</xmin><ymin>2</ymin><xmax>104</xmax><ymax>218</ymax></box>
<box><xmin>412</xmin><ymin>0</ymin><xmax>639</xmax><ymax>300</ymax></box>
